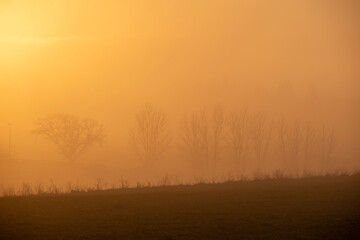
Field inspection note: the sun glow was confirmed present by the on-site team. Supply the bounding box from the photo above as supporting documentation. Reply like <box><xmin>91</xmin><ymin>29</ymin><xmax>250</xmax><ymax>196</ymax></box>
<box><xmin>0</xmin><ymin>7</ymin><xmax>43</xmax><ymax>67</ymax></box>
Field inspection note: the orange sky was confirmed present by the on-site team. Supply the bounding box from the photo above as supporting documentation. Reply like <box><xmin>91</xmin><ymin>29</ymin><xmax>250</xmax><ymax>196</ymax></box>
<box><xmin>0</xmin><ymin>0</ymin><xmax>359</xmax><ymax>184</ymax></box>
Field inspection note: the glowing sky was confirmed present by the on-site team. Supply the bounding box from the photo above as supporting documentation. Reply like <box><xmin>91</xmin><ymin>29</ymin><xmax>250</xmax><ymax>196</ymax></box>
<box><xmin>0</xmin><ymin>1</ymin><xmax>359</xmax><ymax>176</ymax></box>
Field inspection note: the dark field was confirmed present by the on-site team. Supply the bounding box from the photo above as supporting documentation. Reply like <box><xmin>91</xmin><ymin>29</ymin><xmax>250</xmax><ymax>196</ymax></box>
<box><xmin>1</xmin><ymin>175</ymin><xmax>360</xmax><ymax>240</ymax></box>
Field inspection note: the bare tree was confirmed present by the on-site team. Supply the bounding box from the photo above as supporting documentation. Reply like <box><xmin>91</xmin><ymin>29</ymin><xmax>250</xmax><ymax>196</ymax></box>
<box><xmin>129</xmin><ymin>105</ymin><xmax>170</xmax><ymax>166</ymax></box>
<box><xmin>287</xmin><ymin>121</ymin><xmax>302</xmax><ymax>174</ymax></box>
<box><xmin>227</xmin><ymin>110</ymin><xmax>251</xmax><ymax>171</ymax></box>
<box><xmin>33</xmin><ymin>114</ymin><xmax>105</xmax><ymax>162</ymax></box>
<box><xmin>303</xmin><ymin>122</ymin><xmax>317</xmax><ymax>170</ymax></box>
<box><xmin>278</xmin><ymin>119</ymin><xmax>288</xmax><ymax>166</ymax></box>
<box><xmin>252</xmin><ymin>114</ymin><xmax>272</xmax><ymax>171</ymax></box>
<box><xmin>180</xmin><ymin>107</ymin><xmax>226</xmax><ymax>171</ymax></box>
<box><xmin>199</xmin><ymin>110</ymin><xmax>210</xmax><ymax>168</ymax></box>
<box><xmin>320</xmin><ymin>124</ymin><xmax>335</xmax><ymax>170</ymax></box>
<box><xmin>179</xmin><ymin>110</ymin><xmax>209</xmax><ymax>170</ymax></box>
<box><xmin>179</xmin><ymin>113</ymin><xmax>200</xmax><ymax>169</ymax></box>
<box><xmin>211</xmin><ymin>107</ymin><xmax>225</xmax><ymax>167</ymax></box>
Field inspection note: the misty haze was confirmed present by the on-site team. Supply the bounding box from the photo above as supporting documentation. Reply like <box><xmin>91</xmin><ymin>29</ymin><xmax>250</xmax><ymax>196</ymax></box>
<box><xmin>0</xmin><ymin>0</ymin><xmax>359</xmax><ymax>239</ymax></box>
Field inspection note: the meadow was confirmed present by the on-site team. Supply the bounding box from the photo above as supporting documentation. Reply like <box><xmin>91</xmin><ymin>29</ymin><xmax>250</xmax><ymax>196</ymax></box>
<box><xmin>0</xmin><ymin>174</ymin><xmax>359</xmax><ymax>240</ymax></box>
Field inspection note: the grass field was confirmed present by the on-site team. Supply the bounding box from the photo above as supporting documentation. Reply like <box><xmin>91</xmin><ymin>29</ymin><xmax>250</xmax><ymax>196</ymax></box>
<box><xmin>0</xmin><ymin>175</ymin><xmax>359</xmax><ymax>240</ymax></box>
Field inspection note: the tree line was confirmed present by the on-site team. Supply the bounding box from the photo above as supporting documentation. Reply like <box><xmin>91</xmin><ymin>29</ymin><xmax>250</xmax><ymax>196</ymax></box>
<box><xmin>33</xmin><ymin>105</ymin><xmax>335</xmax><ymax>174</ymax></box>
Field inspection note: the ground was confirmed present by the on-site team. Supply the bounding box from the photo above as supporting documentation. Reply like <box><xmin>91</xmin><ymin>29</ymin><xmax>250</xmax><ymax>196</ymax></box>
<box><xmin>0</xmin><ymin>175</ymin><xmax>359</xmax><ymax>240</ymax></box>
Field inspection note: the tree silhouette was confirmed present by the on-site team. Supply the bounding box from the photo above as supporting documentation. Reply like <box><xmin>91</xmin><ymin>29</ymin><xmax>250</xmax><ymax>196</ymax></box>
<box><xmin>129</xmin><ymin>105</ymin><xmax>170</xmax><ymax>166</ymax></box>
<box><xmin>180</xmin><ymin>108</ymin><xmax>227</xmax><ymax>171</ymax></box>
<box><xmin>287</xmin><ymin>121</ymin><xmax>302</xmax><ymax>175</ymax></box>
<box><xmin>320</xmin><ymin>124</ymin><xmax>335</xmax><ymax>170</ymax></box>
<box><xmin>278</xmin><ymin>119</ymin><xmax>288</xmax><ymax>167</ymax></box>
<box><xmin>211</xmin><ymin>107</ymin><xmax>225</xmax><ymax>168</ymax></box>
<box><xmin>303</xmin><ymin>122</ymin><xmax>317</xmax><ymax>170</ymax></box>
<box><xmin>227</xmin><ymin>110</ymin><xmax>251</xmax><ymax>171</ymax></box>
<box><xmin>252</xmin><ymin>114</ymin><xmax>272</xmax><ymax>171</ymax></box>
<box><xmin>180</xmin><ymin>110</ymin><xmax>210</xmax><ymax>170</ymax></box>
<box><xmin>33</xmin><ymin>114</ymin><xmax>105</xmax><ymax>161</ymax></box>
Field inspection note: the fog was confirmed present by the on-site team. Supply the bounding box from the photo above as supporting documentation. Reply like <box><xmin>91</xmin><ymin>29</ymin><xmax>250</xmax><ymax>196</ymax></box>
<box><xmin>0</xmin><ymin>0</ymin><xmax>359</xmax><ymax>191</ymax></box>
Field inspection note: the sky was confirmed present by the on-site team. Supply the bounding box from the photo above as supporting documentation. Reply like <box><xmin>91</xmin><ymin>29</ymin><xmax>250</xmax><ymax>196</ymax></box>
<box><xmin>0</xmin><ymin>0</ymin><xmax>359</xmax><ymax>186</ymax></box>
